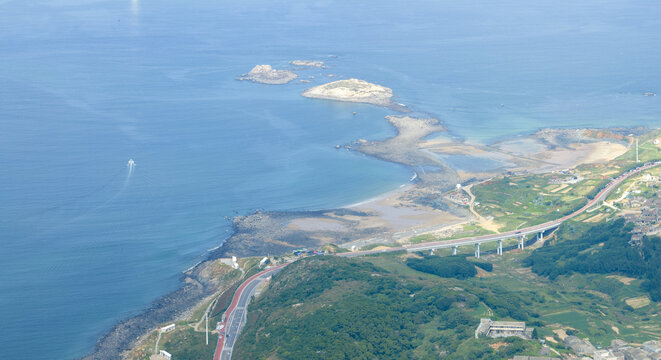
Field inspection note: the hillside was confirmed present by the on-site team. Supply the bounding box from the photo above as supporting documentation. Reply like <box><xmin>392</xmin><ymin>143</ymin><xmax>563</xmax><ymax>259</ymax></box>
<box><xmin>233</xmin><ymin>256</ymin><xmax>541</xmax><ymax>360</ymax></box>
<box><xmin>524</xmin><ymin>219</ymin><xmax>661</xmax><ymax>301</ymax></box>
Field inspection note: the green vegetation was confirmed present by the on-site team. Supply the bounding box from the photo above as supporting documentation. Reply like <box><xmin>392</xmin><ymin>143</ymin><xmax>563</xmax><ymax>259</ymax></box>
<box><xmin>410</xmin><ymin>224</ymin><xmax>495</xmax><ymax>244</ymax></box>
<box><xmin>234</xmin><ymin>256</ymin><xmax>541</xmax><ymax>360</ymax></box>
<box><xmin>161</xmin><ymin>328</ymin><xmax>215</xmax><ymax>359</ymax></box>
<box><xmin>321</xmin><ymin>243</ymin><xmax>350</xmax><ymax>253</ymax></box>
<box><xmin>523</xmin><ymin>219</ymin><xmax>661</xmax><ymax>301</ymax></box>
<box><xmin>406</xmin><ymin>255</ymin><xmax>492</xmax><ymax>279</ymax></box>
<box><xmin>615</xmin><ymin>129</ymin><xmax>661</xmax><ymax>163</ymax></box>
<box><xmin>469</xmin><ymin>131</ymin><xmax>660</xmax><ymax>233</ymax></box>
<box><xmin>472</xmin><ymin>175</ymin><xmax>587</xmax><ymax>231</ymax></box>
<box><xmin>233</xmin><ymin>240</ymin><xmax>661</xmax><ymax>358</ymax></box>
<box><xmin>409</xmin><ymin>233</ymin><xmax>437</xmax><ymax>243</ymax></box>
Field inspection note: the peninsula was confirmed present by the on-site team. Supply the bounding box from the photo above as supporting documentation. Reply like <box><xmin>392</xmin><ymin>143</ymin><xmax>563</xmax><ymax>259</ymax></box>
<box><xmin>302</xmin><ymin>78</ymin><xmax>394</xmax><ymax>107</ymax></box>
<box><xmin>239</xmin><ymin>65</ymin><xmax>297</xmax><ymax>85</ymax></box>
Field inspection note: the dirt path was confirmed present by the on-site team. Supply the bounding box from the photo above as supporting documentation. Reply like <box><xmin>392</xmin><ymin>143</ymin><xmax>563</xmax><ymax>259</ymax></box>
<box><xmin>464</xmin><ymin>183</ymin><xmax>501</xmax><ymax>233</ymax></box>
<box><xmin>192</xmin><ymin>268</ymin><xmax>245</xmax><ymax>332</ymax></box>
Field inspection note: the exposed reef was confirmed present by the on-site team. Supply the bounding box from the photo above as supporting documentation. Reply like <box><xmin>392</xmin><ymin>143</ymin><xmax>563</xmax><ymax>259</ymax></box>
<box><xmin>290</xmin><ymin>60</ymin><xmax>325</xmax><ymax>68</ymax></box>
<box><xmin>208</xmin><ymin>209</ymin><xmax>387</xmax><ymax>259</ymax></box>
<box><xmin>239</xmin><ymin>65</ymin><xmax>297</xmax><ymax>84</ymax></box>
<box><xmin>357</xmin><ymin>115</ymin><xmax>447</xmax><ymax>167</ymax></box>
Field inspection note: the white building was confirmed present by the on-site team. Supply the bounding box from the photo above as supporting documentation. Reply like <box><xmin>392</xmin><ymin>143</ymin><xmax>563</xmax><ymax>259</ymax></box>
<box><xmin>159</xmin><ymin>350</ymin><xmax>172</xmax><ymax>360</ymax></box>
<box><xmin>160</xmin><ymin>323</ymin><xmax>175</xmax><ymax>333</ymax></box>
<box><xmin>475</xmin><ymin>318</ymin><xmax>533</xmax><ymax>339</ymax></box>
<box><xmin>592</xmin><ymin>349</ymin><xmax>620</xmax><ymax>360</ymax></box>
<box><xmin>643</xmin><ymin>340</ymin><xmax>661</xmax><ymax>354</ymax></box>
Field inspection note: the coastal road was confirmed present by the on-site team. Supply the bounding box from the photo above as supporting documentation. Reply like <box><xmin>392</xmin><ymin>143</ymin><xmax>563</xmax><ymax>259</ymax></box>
<box><xmin>340</xmin><ymin>161</ymin><xmax>660</xmax><ymax>257</ymax></box>
<box><xmin>213</xmin><ymin>264</ymin><xmax>288</xmax><ymax>360</ymax></box>
<box><xmin>210</xmin><ymin>161</ymin><xmax>659</xmax><ymax>360</ymax></box>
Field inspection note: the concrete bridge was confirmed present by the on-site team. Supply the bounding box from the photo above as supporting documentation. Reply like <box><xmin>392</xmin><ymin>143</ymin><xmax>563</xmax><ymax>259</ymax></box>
<box><xmin>341</xmin><ymin>160</ymin><xmax>660</xmax><ymax>259</ymax></box>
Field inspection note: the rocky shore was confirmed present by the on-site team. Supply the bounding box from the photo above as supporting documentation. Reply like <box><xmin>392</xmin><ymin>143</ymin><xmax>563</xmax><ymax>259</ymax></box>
<box><xmin>290</xmin><ymin>59</ymin><xmax>325</xmax><ymax>68</ymax></box>
<box><xmin>208</xmin><ymin>208</ymin><xmax>387</xmax><ymax>259</ymax></box>
<box><xmin>108</xmin><ymin>65</ymin><xmax>645</xmax><ymax>359</ymax></box>
<box><xmin>239</xmin><ymin>64</ymin><xmax>298</xmax><ymax>84</ymax></box>
<box><xmin>81</xmin><ymin>261</ymin><xmax>231</xmax><ymax>360</ymax></box>
<box><xmin>111</xmin><ymin>124</ymin><xmax>637</xmax><ymax>359</ymax></box>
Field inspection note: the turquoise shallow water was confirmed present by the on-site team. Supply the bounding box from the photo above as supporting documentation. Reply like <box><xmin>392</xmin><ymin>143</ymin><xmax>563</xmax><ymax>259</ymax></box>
<box><xmin>0</xmin><ymin>0</ymin><xmax>660</xmax><ymax>358</ymax></box>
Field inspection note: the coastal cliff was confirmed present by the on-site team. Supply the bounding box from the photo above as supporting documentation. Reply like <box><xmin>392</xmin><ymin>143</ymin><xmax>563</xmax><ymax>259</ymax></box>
<box><xmin>302</xmin><ymin>78</ymin><xmax>394</xmax><ymax>106</ymax></box>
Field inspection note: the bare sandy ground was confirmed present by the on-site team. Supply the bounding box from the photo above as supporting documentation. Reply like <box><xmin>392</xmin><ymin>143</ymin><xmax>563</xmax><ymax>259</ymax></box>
<box><xmin>288</xmin><ymin>218</ymin><xmax>349</xmax><ymax>232</ymax></box>
<box><xmin>213</xmin><ymin>123</ymin><xmax>639</xmax><ymax>258</ymax></box>
<box><xmin>532</xmin><ymin>141</ymin><xmax>628</xmax><ymax>171</ymax></box>
<box><xmin>348</xmin><ymin>192</ymin><xmax>463</xmax><ymax>232</ymax></box>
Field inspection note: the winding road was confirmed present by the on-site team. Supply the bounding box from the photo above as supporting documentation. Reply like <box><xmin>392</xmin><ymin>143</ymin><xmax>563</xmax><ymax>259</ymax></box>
<box><xmin>211</xmin><ymin>160</ymin><xmax>659</xmax><ymax>359</ymax></box>
<box><xmin>213</xmin><ymin>264</ymin><xmax>288</xmax><ymax>360</ymax></box>
<box><xmin>340</xmin><ymin>161</ymin><xmax>660</xmax><ymax>257</ymax></box>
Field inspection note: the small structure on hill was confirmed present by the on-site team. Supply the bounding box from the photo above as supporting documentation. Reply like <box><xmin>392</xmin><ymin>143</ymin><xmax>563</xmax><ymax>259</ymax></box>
<box><xmin>643</xmin><ymin>340</ymin><xmax>661</xmax><ymax>354</ymax></box>
<box><xmin>475</xmin><ymin>318</ymin><xmax>533</xmax><ymax>339</ymax></box>
<box><xmin>158</xmin><ymin>350</ymin><xmax>172</xmax><ymax>360</ymax></box>
<box><xmin>160</xmin><ymin>324</ymin><xmax>175</xmax><ymax>333</ymax></box>
<box><xmin>563</xmin><ymin>335</ymin><xmax>596</xmax><ymax>356</ymax></box>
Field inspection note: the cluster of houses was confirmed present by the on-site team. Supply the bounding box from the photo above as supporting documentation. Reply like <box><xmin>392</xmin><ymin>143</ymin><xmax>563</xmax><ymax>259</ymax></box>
<box><xmin>625</xmin><ymin>191</ymin><xmax>661</xmax><ymax>246</ymax></box>
<box><xmin>476</xmin><ymin>318</ymin><xmax>661</xmax><ymax>360</ymax></box>
<box><xmin>548</xmin><ymin>168</ymin><xmax>584</xmax><ymax>184</ymax></box>
<box><xmin>445</xmin><ymin>189</ymin><xmax>470</xmax><ymax>206</ymax></box>
<box><xmin>549</xmin><ymin>175</ymin><xmax>583</xmax><ymax>185</ymax></box>
<box><xmin>292</xmin><ymin>248</ymin><xmax>323</xmax><ymax>256</ymax></box>
<box><xmin>585</xmin><ymin>339</ymin><xmax>661</xmax><ymax>360</ymax></box>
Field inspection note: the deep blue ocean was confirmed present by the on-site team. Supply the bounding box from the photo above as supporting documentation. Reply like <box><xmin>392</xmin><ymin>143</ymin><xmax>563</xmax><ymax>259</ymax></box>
<box><xmin>1</xmin><ymin>0</ymin><xmax>659</xmax><ymax>358</ymax></box>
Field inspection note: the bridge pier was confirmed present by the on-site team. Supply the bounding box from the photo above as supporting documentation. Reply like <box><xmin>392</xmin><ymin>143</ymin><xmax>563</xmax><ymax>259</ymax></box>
<box><xmin>452</xmin><ymin>246</ymin><xmax>457</xmax><ymax>256</ymax></box>
<box><xmin>518</xmin><ymin>236</ymin><xmax>525</xmax><ymax>250</ymax></box>
<box><xmin>497</xmin><ymin>240</ymin><xmax>503</xmax><ymax>255</ymax></box>
<box><xmin>538</xmin><ymin>231</ymin><xmax>544</xmax><ymax>242</ymax></box>
<box><xmin>475</xmin><ymin>243</ymin><xmax>480</xmax><ymax>258</ymax></box>
<box><xmin>430</xmin><ymin>248</ymin><xmax>436</xmax><ymax>255</ymax></box>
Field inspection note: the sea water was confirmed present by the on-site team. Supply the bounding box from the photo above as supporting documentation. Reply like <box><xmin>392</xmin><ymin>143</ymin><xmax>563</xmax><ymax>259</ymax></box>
<box><xmin>1</xmin><ymin>0</ymin><xmax>660</xmax><ymax>358</ymax></box>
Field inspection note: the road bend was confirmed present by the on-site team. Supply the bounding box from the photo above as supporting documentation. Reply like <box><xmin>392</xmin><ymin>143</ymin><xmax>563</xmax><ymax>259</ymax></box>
<box><xmin>340</xmin><ymin>161</ymin><xmax>660</xmax><ymax>257</ymax></box>
<box><xmin>210</xmin><ymin>160</ymin><xmax>660</xmax><ymax>359</ymax></box>
<box><xmin>213</xmin><ymin>264</ymin><xmax>288</xmax><ymax>360</ymax></box>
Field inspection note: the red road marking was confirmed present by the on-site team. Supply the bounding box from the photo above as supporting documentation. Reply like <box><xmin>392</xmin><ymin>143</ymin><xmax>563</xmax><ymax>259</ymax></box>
<box><xmin>211</xmin><ymin>161</ymin><xmax>659</xmax><ymax>359</ymax></box>
<box><xmin>213</xmin><ymin>263</ymin><xmax>289</xmax><ymax>360</ymax></box>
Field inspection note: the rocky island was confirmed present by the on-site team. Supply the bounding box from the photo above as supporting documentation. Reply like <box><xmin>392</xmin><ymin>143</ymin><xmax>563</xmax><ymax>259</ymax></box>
<box><xmin>302</xmin><ymin>78</ymin><xmax>394</xmax><ymax>107</ymax></box>
<box><xmin>290</xmin><ymin>60</ymin><xmax>325</xmax><ymax>68</ymax></box>
<box><xmin>239</xmin><ymin>65</ymin><xmax>297</xmax><ymax>84</ymax></box>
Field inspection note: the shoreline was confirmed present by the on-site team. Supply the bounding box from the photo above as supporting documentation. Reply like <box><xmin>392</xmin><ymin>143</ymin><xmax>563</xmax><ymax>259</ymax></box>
<box><xmin>345</xmin><ymin>181</ymin><xmax>415</xmax><ymax>208</ymax></box>
<box><xmin>88</xmin><ymin>123</ymin><xmax>650</xmax><ymax>359</ymax></box>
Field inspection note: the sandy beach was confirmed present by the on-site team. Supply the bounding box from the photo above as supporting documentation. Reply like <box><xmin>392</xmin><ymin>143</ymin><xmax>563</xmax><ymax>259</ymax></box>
<box><xmin>114</xmin><ymin>122</ymin><xmax>640</xmax><ymax>359</ymax></box>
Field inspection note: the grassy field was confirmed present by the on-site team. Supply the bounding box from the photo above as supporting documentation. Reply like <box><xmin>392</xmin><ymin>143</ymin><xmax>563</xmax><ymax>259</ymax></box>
<box><xmin>471</xmin><ymin>174</ymin><xmax>588</xmax><ymax>232</ymax></box>
<box><xmin>364</xmin><ymin>250</ymin><xmax>661</xmax><ymax>349</ymax></box>
<box><xmin>469</xmin><ymin>130</ymin><xmax>661</xmax><ymax>233</ymax></box>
